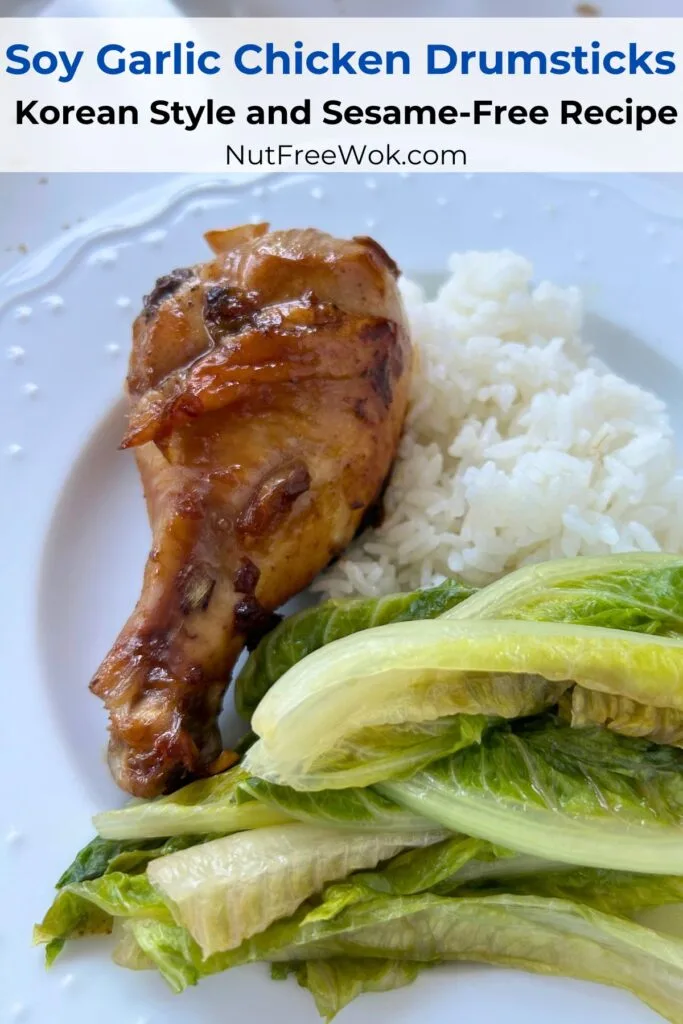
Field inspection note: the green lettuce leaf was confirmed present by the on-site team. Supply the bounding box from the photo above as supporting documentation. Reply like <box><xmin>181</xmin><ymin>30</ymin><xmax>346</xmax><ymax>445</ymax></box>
<box><xmin>274</xmin><ymin>958</ymin><xmax>424</xmax><ymax>1021</ymax></box>
<box><xmin>249</xmin><ymin>618</ymin><xmax>683</xmax><ymax>790</ymax></box>
<box><xmin>313</xmin><ymin>839</ymin><xmax>682</xmax><ymax>920</ymax></box>
<box><xmin>34</xmin><ymin>872</ymin><xmax>170</xmax><ymax>954</ymax></box>
<box><xmin>432</xmin><ymin>852</ymin><xmax>567</xmax><ymax>893</ymax></box>
<box><xmin>562</xmin><ymin>687</ymin><xmax>683</xmax><ymax>747</ymax></box>
<box><xmin>56</xmin><ymin>834</ymin><xmax>204</xmax><ymax>886</ymax></box>
<box><xmin>445</xmin><ymin>554</ymin><xmax>683</xmax><ymax>748</ymax></box>
<box><xmin>112</xmin><ymin>921</ymin><xmax>155</xmax><ymax>970</ymax></box>
<box><xmin>38</xmin><ymin>834</ymin><xmax>204</xmax><ymax>964</ymax></box>
<box><xmin>464</xmin><ymin>864</ymin><xmax>683</xmax><ymax>916</ymax></box>
<box><xmin>447</xmin><ymin>553</ymin><xmax>683</xmax><ymax>634</ymax></box>
<box><xmin>94</xmin><ymin>765</ymin><xmax>291</xmax><ymax>841</ymax></box>
<box><xmin>306</xmin><ymin>835</ymin><xmax>500</xmax><ymax>924</ymax></box>
<box><xmin>246</xmin><ymin>714</ymin><xmax>494</xmax><ymax>791</ymax></box>
<box><xmin>146</xmin><ymin>823</ymin><xmax>444</xmax><ymax>957</ymax></box>
<box><xmin>240</xmin><ymin>776</ymin><xmax>436</xmax><ymax>832</ymax></box>
<box><xmin>381</xmin><ymin>715</ymin><xmax>683</xmax><ymax>873</ymax></box>
<box><xmin>636</xmin><ymin>904</ymin><xmax>683</xmax><ymax>939</ymax></box>
<box><xmin>304</xmin><ymin>840</ymin><xmax>650</xmax><ymax>929</ymax></box>
<box><xmin>126</xmin><ymin>919</ymin><xmax>200</xmax><ymax>992</ymax></box>
<box><xmin>235</xmin><ymin>580</ymin><xmax>475</xmax><ymax>719</ymax></box>
<box><xmin>309</xmin><ymin>833</ymin><xmax>683</xmax><ymax>925</ymax></box>
<box><xmin>128</xmin><ymin>892</ymin><xmax>683</xmax><ymax>1024</ymax></box>
<box><xmin>291</xmin><ymin>894</ymin><xmax>683</xmax><ymax>1024</ymax></box>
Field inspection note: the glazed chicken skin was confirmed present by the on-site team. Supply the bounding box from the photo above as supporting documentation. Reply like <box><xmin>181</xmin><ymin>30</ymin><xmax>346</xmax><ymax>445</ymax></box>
<box><xmin>91</xmin><ymin>224</ymin><xmax>413</xmax><ymax>797</ymax></box>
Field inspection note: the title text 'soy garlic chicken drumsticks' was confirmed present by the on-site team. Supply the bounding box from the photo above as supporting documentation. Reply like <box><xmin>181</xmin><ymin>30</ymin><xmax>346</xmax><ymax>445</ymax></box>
<box><xmin>90</xmin><ymin>224</ymin><xmax>413</xmax><ymax>798</ymax></box>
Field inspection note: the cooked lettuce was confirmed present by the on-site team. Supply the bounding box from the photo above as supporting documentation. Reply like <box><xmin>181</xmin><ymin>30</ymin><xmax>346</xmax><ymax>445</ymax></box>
<box><xmin>434</xmin><ymin>852</ymin><xmax>568</xmax><ymax>892</ymax></box>
<box><xmin>37</xmin><ymin>832</ymin><xmax>206</xmax><ymax>964</ymax></box>
<box><xmin>446</xmin><ymin>554</ymin><xmax>683</xmax><ymax>747</ymax></box>
<box><xmin>40</xmin><ymin>771</ymin><xmax>297</xmax><ymax>964</ymax></box>
<box><xmin>94</xmin><ymin>765</ymin><xmax>291</xmax><ymax>841</ymax></box>
<box><xmin>274</xmin><ymin>958</ymin><xmax>424</xmax><ymax>1021</ymax></box>
<box><xmin>34</xmin><ymin>871</ymin><xmax>170</xmax><ymax>963</ymax></box>
<box><xmin>127</xmin><ymin>892</ymin><xmax>683</xmax><ymax>1023</ymax></box>
<box><xmin>381</xmin><ymin>716</ymin><xmax>683</xmax><ymax>873</ymax></box>
<box><xmin>246</xmin><ymin>714</ymin><xmax>495</xmax><ymax>792</ymax></box>
<box><xmin>56</xmin><ymin>834</ymin><xmax>204</xmax><ymax>886</ymax></box>
<box><xmin>562</xmin><ymin>687</ymin><xmax>683</xmax><ymax>747</ymax></box>
<box><xmin>305</xmin><ymin>835</ymin><xmax>501</xmax><ymax>924</ymax></box>
<box><xmin>240</xmin><ymin>777</ymin><xmax>437</xmax><ymax>832</ymax></box>
<box><xmin>39</xmin><ymin>819</ymin><xmax>683</xmax><ymax>1023</ymax></box>
<box><xmin>636</xmin><ymin>904</ymin><xmax>683</xmax><ymax>940</ymax></box>
<box><xmin>284</xmin><ymin>832</ymin><xmax>683</xmax><ymax>927</ymax></box>
<box><xmin>95</xmin><ymin>768</ymin><xmax>438</xmax><ymax>850</ymax></box>
<box><xmin>147</xmin><ymin>823</ymin><xmax>444</xmax><ymax>957</ymax></box>
<box><xmin>448</xmin><ymin>552</ymin><xmax>683</xmax><ymax>634</ymax></box>
<box><xmin>289</xmin><ymin>894</ymin><xmax>683</xmax><ymax>1024</ymax></box>
<box><xmin>235</xmin><ymin>580</ymin><xmax>475</xmax><ymax>719</ymax></box>
<box><xmin>36</xmin><ymin>832</ymin><xmax>212</xmax><ymax>965</ymax></box>
<box><xmin>238</xmin><ymin>554</ymin><xmax>683</xmax><ymax>726</ymax></box>
<box><xmin>248</xmin><ymin>618</ymin><xmax>683</xmax><ymax>790</ymax></box>
<box><xmin>38</xmin><ymin>825</ymin><xmax>445</xmax><ymax>967</ymax></box>
<box><xmin>112</xmin><ymin>921</ymin><xmax>156</xmax><ymax>970</ymax></box>
<box><xmin>35</xmin><ymin>553</ymin><xmax>683</xmax><ymax>1021</ymax></box>
<box><xmin>463</xmin><ymin>864</ymin><xmax>683</xmax><ymax>916</ymax></box>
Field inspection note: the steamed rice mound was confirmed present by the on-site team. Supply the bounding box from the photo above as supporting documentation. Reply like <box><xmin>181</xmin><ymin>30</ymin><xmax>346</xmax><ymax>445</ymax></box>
<box><xmin>317</xmin><ymin>250</ymin><xmax>683</xmax><ymax>597</ymax></box>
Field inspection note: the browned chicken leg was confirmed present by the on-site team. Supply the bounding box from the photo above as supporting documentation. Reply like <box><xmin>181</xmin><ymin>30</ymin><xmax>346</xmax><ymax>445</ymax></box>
<box><xmin>91</xmin><ymin>224</ymin><xmax>412</xmax><ymax>797</ymax></box>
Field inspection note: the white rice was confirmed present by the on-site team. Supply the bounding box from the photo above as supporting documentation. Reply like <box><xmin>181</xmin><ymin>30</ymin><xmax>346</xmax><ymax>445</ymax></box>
<box><xmin>316</xmin><ymin>250</ymin><xmax>683</xmax><ymax>598</ymax></box>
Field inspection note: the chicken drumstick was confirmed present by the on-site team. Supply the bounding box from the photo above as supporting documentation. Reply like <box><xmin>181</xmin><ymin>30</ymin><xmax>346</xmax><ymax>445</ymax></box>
<box><xmin>91</xmin><ymin>224</ymin><xmax>412</xmax><ymax>797</ymax></box>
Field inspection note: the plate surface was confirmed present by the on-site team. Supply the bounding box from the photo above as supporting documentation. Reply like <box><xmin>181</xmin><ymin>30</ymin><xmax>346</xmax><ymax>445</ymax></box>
<box><xmin>2</xmin><ymin>171</ymin><xmax>683</xmax><ymax>1024</ymax></box>
<box><xmin>8</xmin><ymin>1</ymin><xmax>683</xmax><ymax>18</ymax></box>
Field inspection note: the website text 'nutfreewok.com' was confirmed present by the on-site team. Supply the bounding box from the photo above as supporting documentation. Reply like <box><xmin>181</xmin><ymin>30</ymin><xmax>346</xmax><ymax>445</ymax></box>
<box><xmin>225</xmin><ymin>143</ymin><xmax>468</xmax><ymax>168</ymax></box>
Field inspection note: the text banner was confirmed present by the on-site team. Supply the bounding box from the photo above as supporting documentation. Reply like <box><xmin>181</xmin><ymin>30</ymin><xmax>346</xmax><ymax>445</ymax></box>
<box><xmin>2</xmin><ymin>17</ymin><xmax>683</xmax><ymax>171</ymax></box>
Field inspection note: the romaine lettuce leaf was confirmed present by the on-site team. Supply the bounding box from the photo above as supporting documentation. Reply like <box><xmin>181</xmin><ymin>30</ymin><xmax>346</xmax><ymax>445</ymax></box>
<box><xmin>246</xmin><ymin>714</ymin><xmax>495</xmax><ymax>791</ymax></box>
<box><xmin>433</xmin><ymin>852</ymin><xmax>567</xmax><ymax>893</ymax></box>
<box><xmin>463</xmin><ymin>864</ymin><xmax>683</xmax><ymax>916</ymax></box>
<box><xmin>147</xmin><ymin>823</ymin><xmax>444</xmax><ymax>957</ymax></box>
<box><xmin>240</xmin><ymin>776</ymin><xmax>436</xmax><ymax>832</ymax></box>
<box><xmin>291</xmin><ymin>894</ymin><xmax>683</xmax><ymax>1024</ymax></box>
<box><xmin>380</xmin><ymin>716</ymin><xmax>683</xmax><ymax>873</ymax></box>
<box><xmin>636</xmin><ymin>904</ymin><xmax>683</xmax><ymax>939</ymax></box>
<box><xmin>235</xmin><ymin>580</ymin><xmax>475</xmax><ymax>720</ymax></box>
<box><xmin>306</xmin><ymin>839</ymin><xmax>682</xmax><ymax>923</ymax></box>
<box><xmin>34</xmin><ymin>872</ymin><xmax>170</xmax><ymax>957</ymax></box>
<box><xmin>249</xmin><ymin>618</ymin><xmax>683</xmax><ymax>790</ymax></box>
<box><xmin>294</xmin><ymin>837</ymin><xmax>683</xmax><ymax>927</ymax></box>
<box><xmin>562</xmin><ymin>687</ymin><xmax>683</xmax><ymax>747</ymax></box>
<box><xmin>56</xmin><ymin>834</ymin><xmax>204</xmax><ymax>886</ymax></box>
<box><xmin>126</xmin><ymin>919</ymin><xmax>200</xmax><ymax>991</ymax></box>
<box><xmin>306</xmin><ymin>835</ymin><xmax>499</xmax><ymax>924</ymax></box>
<box><xmin>445</xmin><ymin>554</ymin><xmax>683</xmax><ymax>747</ymax></box>
<box><xmin>128</xmin><ymin>892</ymin><xmax>683</xmax><ymax>1024</ymax></box>
<box><xmin>112</xmin><ymin>921</ymin><xmax>155</xmax><ymax>970</ymax></box>
<box><xmin>447</xmin><ymin>553</ymin><xmax>683</xmax><ymax>633</ymax></box>
<box><xmin>94</xmin><ymin>765</ymin><xmax>291</xmax><ymax>840</ymax></box>
<box><xmin>274</xmin><ymin>958</ymin><xmax>424</xmax><ymax>1021</ymax></box>
<box><xmin>37</xmin><ymin>834</ymin><xmax>209</xmax><ymax>964</ymax></box>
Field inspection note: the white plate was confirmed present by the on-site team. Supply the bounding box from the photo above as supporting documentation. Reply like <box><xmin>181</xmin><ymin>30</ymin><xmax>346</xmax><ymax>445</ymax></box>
<box><xmin>9</xmin><ymin>1</ymin><xmax>683</xmax><ymax>17</ymax></box>
<box><xmin>2</xmin><ymin>172</ymin><xmax>683</xmax><ymax>1024</ymax></box>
